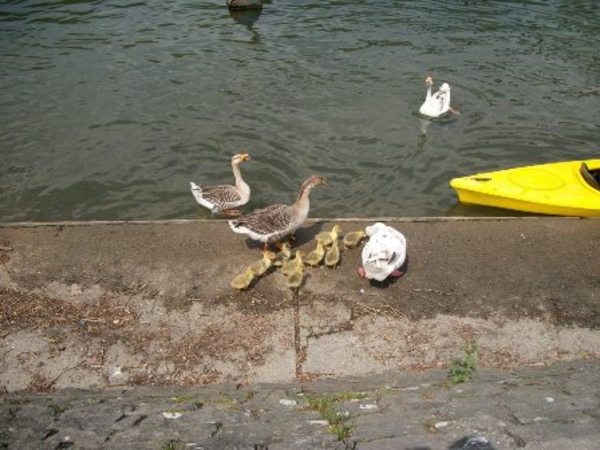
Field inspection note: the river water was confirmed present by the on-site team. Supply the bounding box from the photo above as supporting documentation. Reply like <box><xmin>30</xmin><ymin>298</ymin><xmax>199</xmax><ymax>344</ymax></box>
<box><xmin>1</xmin><ymin>0</ymin><xmax>599</xmax><ymax>221</ymax></box>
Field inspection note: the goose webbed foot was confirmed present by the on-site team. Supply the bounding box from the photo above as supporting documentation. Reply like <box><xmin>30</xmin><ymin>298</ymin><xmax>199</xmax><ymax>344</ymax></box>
<box><xmin>220</xmin><ymin>209</ymin><xmax>242</xmax><ymax>217</ymax></box>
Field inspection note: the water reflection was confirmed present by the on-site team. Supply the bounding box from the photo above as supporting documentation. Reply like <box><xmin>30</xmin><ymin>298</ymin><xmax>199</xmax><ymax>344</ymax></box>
<box><xmin>228</xmin><ymin>2</ymin><xmax>262</xmax><ymax>43</ymax></box>
<box><xmin>418</xmin><ymin>118</ymin><xmax>432</xmax><ymax>150</ymax></box>
<box><xmin>228</xmin><ymin>7</ymin><xmax>262</xmax><ymax>28</ymax></box>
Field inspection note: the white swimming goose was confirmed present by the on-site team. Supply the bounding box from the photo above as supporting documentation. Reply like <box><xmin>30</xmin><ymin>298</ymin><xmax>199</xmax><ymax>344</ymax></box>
<box><xmin>228</xmin><ymin>174</ymin><xmax>327</xmax><ymax>250</ymax></box>
<box><xmin>190</xmin><ymin>153</ymin><xmax>251</xmax><ymax>215</ymax></box>
<box><xmin>419</xmin><ymin>76</ymin><xmax>455</xmax><ymax>118</ymax></box>
<box><xmin>359</xmin><ymin>222</ymin><xmax>407</xmax><ymax>282</ymax></box>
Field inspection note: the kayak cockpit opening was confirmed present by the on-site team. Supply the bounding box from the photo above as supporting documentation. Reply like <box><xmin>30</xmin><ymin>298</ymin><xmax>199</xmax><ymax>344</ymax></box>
<box><xmin>580</xmin><ymin>162</ymin><xmax>600</xmax><ymax>191</ymax></box>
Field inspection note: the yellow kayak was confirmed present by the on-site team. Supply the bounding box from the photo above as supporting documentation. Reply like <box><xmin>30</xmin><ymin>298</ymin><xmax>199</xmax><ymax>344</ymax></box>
<box><xmin>450</xmin><ymin>159</ymin><xmax>600</xmax><ymax>217</ymax></box>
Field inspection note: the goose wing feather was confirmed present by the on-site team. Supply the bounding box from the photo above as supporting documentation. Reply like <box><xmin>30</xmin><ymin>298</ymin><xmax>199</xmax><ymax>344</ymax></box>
<box><xmin>229</xmin><ymin>204</ymin><xmax>294</xmax><ymax>242</ymax></box>
<box><xmin>191</xmin><ymin>183</ymin><xmax>245</xmax><ymax>212</ymax></box>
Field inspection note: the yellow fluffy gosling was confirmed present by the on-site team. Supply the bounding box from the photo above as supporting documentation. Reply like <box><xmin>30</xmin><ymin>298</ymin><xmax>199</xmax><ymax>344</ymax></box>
<box><xmin>315</xmin><ymin>224</ymin><xmax>342</xmax><ymax>247</ymax></box>
<box><xmin>304</xmin><ymin>239</ymin><xmax>326</xmax><ymax>267</ymax></box>
<box><xmin>324</xmin><ymin>239</ymin><xmax>340</xmax><ymax>268</ymax></box>
<box><xmin>231</xmin><ymin>268</ymin><xmax>255</xmax><ymax>291</ymax></box>
<box><xmin>343</xmin><ymin>230</ymin><xmax>366</xmax><ymax>249</ymax></box>
<box><xmin>285</xmin><ymin>264</ymin><xmax>305</xmax><ymax>292</ymax></box>
<box><xmin>281</xmin><ymin>250</ymin><xmax>304</xmax><ymax>277</ymax></box>
<box><xmin>249</xmin><ymin>251</ymin><xmax>276</xmax><ymax>276</ymax></box>
<box><xmin>272</xmin><ymin>242</ymin><xmax>292</xmax><ymax>267</ymax></box>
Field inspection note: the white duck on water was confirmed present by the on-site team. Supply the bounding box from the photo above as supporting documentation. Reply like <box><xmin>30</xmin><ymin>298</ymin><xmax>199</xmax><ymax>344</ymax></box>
<box><xmin>419</xmin><ymin>75</ymin><xmax>458</xmax><ymax>118</ymax></box>
<box><xmin>358</xmin><ymin>222</ymin><xmax>407</xmax><ymax>282</ymax></box>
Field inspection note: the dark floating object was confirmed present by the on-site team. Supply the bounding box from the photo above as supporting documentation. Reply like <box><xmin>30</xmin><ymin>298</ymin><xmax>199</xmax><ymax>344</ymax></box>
<box><xmin>226</xmin><ymin>0</ymin><xmax>263</xmax><ymax>11</ymax></box>
<box><xmin>228</xmin><ymin>7</ymin><xmax>262</xmax><ymax>28</ymax></box>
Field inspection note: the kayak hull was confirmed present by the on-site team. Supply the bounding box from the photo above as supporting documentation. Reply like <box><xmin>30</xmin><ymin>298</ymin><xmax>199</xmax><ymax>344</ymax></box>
<box><xmin>450</xmin><ymin>160</ymin><xmax>600</xmax><ymax>217</ymax></box>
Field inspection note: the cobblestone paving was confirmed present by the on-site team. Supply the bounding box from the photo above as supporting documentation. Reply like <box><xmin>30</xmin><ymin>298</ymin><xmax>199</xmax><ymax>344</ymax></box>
<box><xmin>2</xmin><ymin>360</ymin><xmax>599</xmax><ymax>450</ymax></box>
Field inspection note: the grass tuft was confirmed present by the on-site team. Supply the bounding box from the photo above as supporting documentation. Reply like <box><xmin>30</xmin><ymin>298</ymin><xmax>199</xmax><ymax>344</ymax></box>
<box><xmin>304</xmin><ymin>392</ymin><xmax>365</xmax><ymax>441</ymax></box>
<box><xmin>448</xmin><ymin>341</ymin><xmax>477</xmax><ymax>384</ymax></box>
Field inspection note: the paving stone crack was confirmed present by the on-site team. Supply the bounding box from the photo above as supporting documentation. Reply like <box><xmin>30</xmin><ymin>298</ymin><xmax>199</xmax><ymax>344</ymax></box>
<box><xmin>293</xmin><ymin>293</ymin><xmax>302</xmax><ymax>379</ymax></box>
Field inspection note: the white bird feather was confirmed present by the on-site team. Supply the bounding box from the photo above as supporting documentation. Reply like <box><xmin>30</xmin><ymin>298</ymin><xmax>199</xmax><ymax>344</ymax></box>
<box><xmin>361</xmin><ymin>222</ymin><xmax>407</xmax><ymax>282</ymax></box>
<box><xmin>419</xmin><ymin>76</ymin><xmax>452</xmax><ymax>119</ymax></box>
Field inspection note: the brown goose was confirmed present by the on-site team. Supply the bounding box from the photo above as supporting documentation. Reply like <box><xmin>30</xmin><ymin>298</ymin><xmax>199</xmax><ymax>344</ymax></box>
<box><xmin>228</xmin><ymin>174</ymin><xmax>327</xmax><ymax>249</ymax></box>
<box><xmin>190</xmin><ymin>153</ymin><xmax>251</xmax><ymax>215</ymax></box>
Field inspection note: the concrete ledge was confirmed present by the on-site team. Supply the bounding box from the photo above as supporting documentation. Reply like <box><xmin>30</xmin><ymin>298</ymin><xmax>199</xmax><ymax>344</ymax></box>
<box><xmin>2</xmin><ymin>217</ymin><xmax>599</xmax><ymax>390</ymax></box>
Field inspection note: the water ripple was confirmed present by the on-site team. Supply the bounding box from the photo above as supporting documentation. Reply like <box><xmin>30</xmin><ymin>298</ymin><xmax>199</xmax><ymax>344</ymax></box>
<box><xmin>1</xmin><ymin>0</ymin><xmax>599</xmax><ymax>221</ymax></box>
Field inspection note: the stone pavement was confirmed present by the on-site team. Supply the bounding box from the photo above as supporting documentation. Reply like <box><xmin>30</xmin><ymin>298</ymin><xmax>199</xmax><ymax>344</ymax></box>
<box><xmin>1</xmin><ymin>360</ymin><xmax>600</xmax><ymax>449</ymax></box>
<box><xmin>1</xmin><ymin>218</ymin><xmax>600</xmax><ymax>449</ymax></box>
